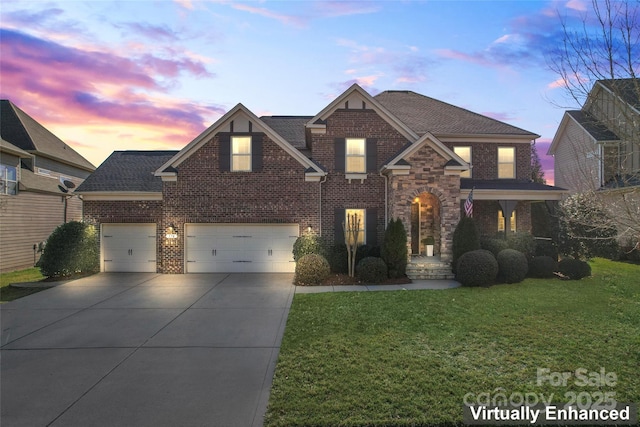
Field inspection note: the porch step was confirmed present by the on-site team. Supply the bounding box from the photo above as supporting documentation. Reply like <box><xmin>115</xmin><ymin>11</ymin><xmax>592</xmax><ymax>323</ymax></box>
<box><xmin>406</xmin><ymin>256</ymin><xmax>455</xmax><ymax>280</ymax></box>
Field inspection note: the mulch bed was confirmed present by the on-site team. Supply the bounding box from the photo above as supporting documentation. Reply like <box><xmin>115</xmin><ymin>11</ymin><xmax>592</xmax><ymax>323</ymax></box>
<box><xmin>320</xmin><ymin>274</ymin><xmax>411</xmax><ymax>286</ymax></box>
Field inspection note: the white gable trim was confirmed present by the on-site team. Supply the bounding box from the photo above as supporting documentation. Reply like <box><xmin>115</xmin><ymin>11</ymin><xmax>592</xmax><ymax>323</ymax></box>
<box><xmin>154</xmin><ymin>103</ymin><xmax>325</xmax><ymax>176</ymax></box>
<box><xmin>305</xmin><ymin>84</ymin><xmax>419</xmax><ymax>142</ymax></box>
<box><xmin>383</xmin><ymin>132</ymin><xmax>469</xmax><ymax>171</ymax></box>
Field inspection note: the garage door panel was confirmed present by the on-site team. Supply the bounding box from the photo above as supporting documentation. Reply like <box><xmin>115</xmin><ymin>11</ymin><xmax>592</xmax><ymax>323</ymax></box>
<box><xmin>102</xmin><ymin>224</ymin><xmax>156</xmax><ymax>273</ymax></box>
<box><xmin>185</xmin><ymin>224</ymin><xmax>298</xmax><ymax>273</ymax></box>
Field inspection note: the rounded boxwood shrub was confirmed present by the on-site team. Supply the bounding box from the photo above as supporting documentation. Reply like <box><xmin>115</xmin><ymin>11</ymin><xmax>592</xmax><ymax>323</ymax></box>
<box><xmin>480</xmin><ymin>237</ymin><xmax>509</xmax><ymax>257</ymax></box>
<box><xmin>356</xmin><ymin>257</ymin><xmax>388</xmax><ymax>284</ymax></box>
<box><xmin>528</xmin><ymin>256</ymin><xmax>557</xmax><ymax>278</ymax></box>
<box><xmin>294</xmin><ymin>254</ymin><xmax>330</xmax><ymax>286</ymax></box>
<box><xmin>497</xmin><ymin>249</ymin><xmax>528</xmax><ymax>284</ymax></box>
<box><xmin>39</xmin><ymin>221</ymin><xmax>99</xmax><ymax>278</ymax></box>
<box><xmin>456</xmin><ymin>249</ymin><xmax>498</xmax><ymax>287</ymax></box>
<box><xmin>292</xmin><ymin>234</ymin><xmax>325</xmax><ymax>262</ymax></box>
<box><xmin>505</xmin><ymin>232</ymin><xmax>537</xmax><ymax>259</ymax></box>
<box><xmin>452</xmin><ymin>217</ymin><xmax>481</xmax><ymax>274</ymax></box>
<box><xmin>558</xmin><ymin>258</ymin><xmax>592</xmax><ymax>280</ymax></box>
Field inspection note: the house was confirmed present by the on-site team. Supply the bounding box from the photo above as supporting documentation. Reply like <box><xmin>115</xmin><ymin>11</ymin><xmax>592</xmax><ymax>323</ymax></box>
<box><xmin>0</xmin><ymin>100</ymin><xmax>96</xmax><ymax>272</ymax></box>
<box><xmin>76</xmin><ymin>84</ymin><xmax>565</xmax><ymax>276</ymax></box>
<box><xmin>549</xmin><ymin>78</ymin><xmax>640</xmax><ymax>192</ymax></box>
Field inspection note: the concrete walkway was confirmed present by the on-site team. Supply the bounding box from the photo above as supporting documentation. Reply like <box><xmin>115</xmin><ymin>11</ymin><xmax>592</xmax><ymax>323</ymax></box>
<box><xmin>295</xmin><ymin>279</ymin><xmax>460</xmax><ymax>293</ymax></box>
<box><xmin>1</xmin><ymin>273</ymin><xmax>294</xmax><ymax>427</ymax></box>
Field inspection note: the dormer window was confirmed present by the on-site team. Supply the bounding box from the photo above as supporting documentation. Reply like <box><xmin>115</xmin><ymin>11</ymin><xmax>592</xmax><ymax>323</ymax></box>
<box><xmin>345</xmin><ymin>138</ymin><xmax>366</xmax><ymax>173</ymax></box>
<box><xmin>231</xmin><ymin>136</ymin><xmax>252</xmax><ymax>172</ymax></box>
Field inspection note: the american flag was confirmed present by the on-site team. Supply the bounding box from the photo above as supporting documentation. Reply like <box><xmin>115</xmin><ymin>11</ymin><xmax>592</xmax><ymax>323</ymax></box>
<box><xmin>464</xmin><ymin>188</ymin><xmax>474</xmax><ymax>217</ymax></box>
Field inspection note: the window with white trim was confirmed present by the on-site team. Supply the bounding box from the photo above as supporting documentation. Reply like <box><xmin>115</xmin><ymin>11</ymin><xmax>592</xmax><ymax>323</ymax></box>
<box><xmin>231</xmin><ymin>136</ymin><xmax>252</xmax><ymax>172</ymax></box>
<box><xmin>454</xmin><ymin>146</ymin><xmax>472</xmax><ymax>178</ymax></box>
<box><xmin>0</xmin><ymin>164</ymin><xmax>17</xmax><ymax>195</ymax></box>
<box><xmin>345</xmin><ymin>208</ymin><xmax>365</xmax><ymax>245</ymax></box>
<box><xmin>498</xmin><ymin>209</ymin><xmax>516</xmax><ymax>232</ymax></box>
<box><xmin>345</xmin><ymin>138</ymin><xmax>366</xmax><ymax>173</ymax></box>
<box><xmin>498</xmin><ymin>147</ymin><xmax>515</xmax><ymax>178</ymax></box>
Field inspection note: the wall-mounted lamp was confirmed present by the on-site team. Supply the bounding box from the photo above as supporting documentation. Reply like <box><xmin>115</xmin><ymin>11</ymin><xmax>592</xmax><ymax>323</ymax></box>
<box><xmin>166</xmin><ymin>223</ymin><xmax>178</xmax><ymax>239</ymax></box>
<box><xmin>307</xmin><ymin>225</ymin><xmax>313</xmax><ymax>233</ymax></box>
<box><xmin>414</xmin><ymin>197</ymin><xmax>420</xmax><ymax>203</ymax></box>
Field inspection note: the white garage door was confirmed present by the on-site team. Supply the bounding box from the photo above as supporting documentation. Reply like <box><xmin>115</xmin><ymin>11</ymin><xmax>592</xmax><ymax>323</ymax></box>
<box><xmin>185</xmin><ymin>224</ymin><xmax>298</xmax><ymax>273</ymax></box>
<box><xmin>101</xmin><ymin>224</ymin><xmax>157</xmax><ymax>272</ymax></box>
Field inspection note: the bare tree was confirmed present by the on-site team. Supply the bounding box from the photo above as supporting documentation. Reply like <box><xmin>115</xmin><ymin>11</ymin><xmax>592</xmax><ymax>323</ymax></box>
<box><xmin>343</xmin><ymin>212</ymin><xmax>361</xmax><ymax>277</ymax></box>
<box><xmin>549</xmin><ymin>0</ymin><xmax>640</xmax><ymax>253</ymax></box>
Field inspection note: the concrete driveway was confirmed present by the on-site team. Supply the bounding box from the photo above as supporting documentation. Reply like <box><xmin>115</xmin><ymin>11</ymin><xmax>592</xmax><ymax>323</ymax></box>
<box><xmin>1</xmin><ymin>273</ymin><xmax>294</xmax><ymax>427</ymax></box>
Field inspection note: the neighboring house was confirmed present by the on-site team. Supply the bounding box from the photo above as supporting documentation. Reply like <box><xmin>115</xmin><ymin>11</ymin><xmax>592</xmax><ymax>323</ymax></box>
<box><xmin>0</xmin><ymin>100</ymin><xmax>95</xmax><ymax>272</ymax></box>
<box><xmin>76</xmin><ymin>84</ymin><xmax>565</xmax><ymax>276</ymax></box>
<box><xmin>549</xmin><ymin>78</ymin><xmax>640</xmax><ymax>192</ymax></box>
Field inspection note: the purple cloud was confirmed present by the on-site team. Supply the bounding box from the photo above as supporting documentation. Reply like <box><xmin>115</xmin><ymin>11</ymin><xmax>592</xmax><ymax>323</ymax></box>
<box><xmin>118</xmin><ymin>22</ymin><xmax>178</xmax><ymax>41</ymax></box>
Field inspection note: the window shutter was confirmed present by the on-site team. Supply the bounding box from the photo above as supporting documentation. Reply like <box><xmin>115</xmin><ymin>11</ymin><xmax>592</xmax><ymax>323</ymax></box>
<box><xmin>334</xmin><ymin>208</ymin><xmax>345</xmax><ymax>244</ymax></box>
<box><xmin>219</xmin><ymin>133</ymin><xmax>231</xmax><ymax>171</ymax></box>
<box><xmin>366</xmin><ymin>139</ymin><xmax>377</xmax><ymax>172</ymax></box>
<box><xmin>366</xmin><ymin>208</ymin><xmax>378</xmax><ymax>245</ymax></box>
<box><xmin>252</xmin><ymin>133</ymin><xmax>263</xmax><ymax>172</ymax></box>
<box><xmin>334</xmin><ymin>138</ymin><xmax>345</xmax><ymax>172</ymax></box>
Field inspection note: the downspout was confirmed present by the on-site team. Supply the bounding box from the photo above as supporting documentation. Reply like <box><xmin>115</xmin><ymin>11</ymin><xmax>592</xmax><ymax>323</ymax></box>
<box><xmin>379</xmin><ymin>171</ymin><xmax>388</xmax><ymax>226</ymax></box>
<box><xmin>319</xmin><ymin>175</ymin><xmax>327</xmax><ymax>236</ymax></box>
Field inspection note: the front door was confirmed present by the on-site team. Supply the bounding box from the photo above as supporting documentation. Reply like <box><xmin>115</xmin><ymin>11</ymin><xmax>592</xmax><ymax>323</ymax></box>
<box><xmin>410</xmin><ymin>202</ymin><xmax>420</xmax><ymax>254</ymax></box>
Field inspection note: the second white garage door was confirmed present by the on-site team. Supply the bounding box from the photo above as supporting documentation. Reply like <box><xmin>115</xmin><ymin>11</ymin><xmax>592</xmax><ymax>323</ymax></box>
<box><xmin>185</xmin><ymin>224</ymin><xmax>299</xmax><ymax>273</ymax></box>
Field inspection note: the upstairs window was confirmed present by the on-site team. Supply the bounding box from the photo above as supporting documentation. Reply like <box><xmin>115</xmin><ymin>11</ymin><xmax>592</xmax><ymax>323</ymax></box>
<box><xmin>454</xmin><ymin>146</ymin><xmax>472</xmax><ymax>178</ymax></box>
<box><xmin>0</xmin><ymin>164</ymin><xmax>17</xmax><ymax>195</ymax></box>
<box><xmin>345</xmin><ymin>138</ymin><xmax>366</xmax><ymax>173</ymax></box>
<box><xmin>231</xmin><ymin>136</ymin><xmax>252</xmax><ymax>172</ymax></box>
<box><xmin>498</xmin><ymin>147</ymin><xmax>515</xmax><ymax>178</ymax></box>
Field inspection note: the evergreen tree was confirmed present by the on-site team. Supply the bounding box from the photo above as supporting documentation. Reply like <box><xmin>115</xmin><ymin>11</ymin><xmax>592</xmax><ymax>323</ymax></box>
<box><xmin>452</xmin><ymin>216</ymin><xmax>481</xmax><ymax>274</ymax></box>
<box><xmin>381</xmin><ymin>218</ymin><xmax>408</xmax><ymax>278</ymax></box>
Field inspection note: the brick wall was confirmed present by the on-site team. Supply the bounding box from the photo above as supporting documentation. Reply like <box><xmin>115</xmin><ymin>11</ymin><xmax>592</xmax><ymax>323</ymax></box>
<box><xmin>444</xmin><ymin>141</ymin><xmax>532</xmax><ymax>180</ymax></box>
<box><xmin>312</xmin><ymin>109</ymin><xmax>409</xmax><ymax>245</ymax></box>
<box><xmin>161</xmin><ymin>133</ymin><xmax>319</xmax><ymax>273</ymax></box>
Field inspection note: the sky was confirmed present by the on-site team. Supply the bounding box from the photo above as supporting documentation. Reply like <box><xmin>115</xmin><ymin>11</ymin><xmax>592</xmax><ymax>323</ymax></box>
<box><xmin>0</xmin><ymin>0</ymin><xmax>608</xmax><ymax>185</ymax></box>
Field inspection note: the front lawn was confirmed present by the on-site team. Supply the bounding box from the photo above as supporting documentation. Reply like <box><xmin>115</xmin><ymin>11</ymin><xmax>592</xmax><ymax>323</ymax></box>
<box><xmin>265</xmin><ymin>259</ymin><xmax>640</xmax><ymax>426</ymax></box>
<box><xmin>0</xmin><ymin>267</ymin><xmax>47</xmax><ymax>302</ymax></box>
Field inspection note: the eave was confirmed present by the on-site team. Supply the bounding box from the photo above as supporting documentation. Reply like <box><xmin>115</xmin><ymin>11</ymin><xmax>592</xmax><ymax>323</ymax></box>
<box><xmin>460</xmin><ymin>188</ymin><xmax>567</xmax><ymax>201</ymax></box>
<box><xmin>77</xmin><ymin>191</ymin><xmax>163</xmax><ymax>201</ymax></box>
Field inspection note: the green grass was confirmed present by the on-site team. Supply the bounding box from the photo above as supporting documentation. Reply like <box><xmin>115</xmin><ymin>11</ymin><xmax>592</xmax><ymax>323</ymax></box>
<box><xmin>265</xmin><ymin>259</ymin><xmax>640</xmax><ymax>426</ymax></box>
<box><xmin>0</xmin><ymin>267</ymin><xmax>47</xmax><ymax>302</ymax></box>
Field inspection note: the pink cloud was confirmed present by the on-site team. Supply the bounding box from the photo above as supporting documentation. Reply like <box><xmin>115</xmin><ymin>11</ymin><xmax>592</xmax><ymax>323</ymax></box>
<box><xmin>231</xmin><ymin>3</ymin><xmax>308</xmax><ymax>28</ymax></box>
<box><xmin>481</xmin><ymin>111</ymin><xmax>517</xmax><ymax>122</ymax></box>
<box><xmin>314</xmin><ymin>1</ymin><xmax>381</xmax><ymax>17</ymax></box>
<box><xmin>0</xmin><ymin>28</ymin><xmax>224</xmax><ymax>162</ymax></box>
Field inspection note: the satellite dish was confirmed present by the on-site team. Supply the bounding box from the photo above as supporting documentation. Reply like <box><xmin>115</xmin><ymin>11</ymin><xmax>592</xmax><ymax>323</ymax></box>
<box><xmin>58</xmin><ymin>185</ymin><xmax>69</xmax><ymax>193</ymax></box>
<box><xmin>63</xmin><ymin>180</ymin><xmax>75</xmax><ymax>189</ymax></box>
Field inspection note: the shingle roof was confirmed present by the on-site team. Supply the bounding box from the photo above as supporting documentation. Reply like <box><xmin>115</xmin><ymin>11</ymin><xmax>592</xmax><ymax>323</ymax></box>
<box><xmin>0</xmin><ymin>100</ymin><xmax>95</xmax><ymax>172</ymax></box>
<box><xmin>76</xmin><ymin>151</ymin><xmax>178</xmax><ymax>193</ymax></box>
<box><xmin>260</xmin><ymin>116</ymin><xmax>312</xmax><ymax>149</ymax></box>
<box><xmin>566</xmin><ymin>110</ymin><xmax>619</xmax><ymax>141</ymax></box>
<box><xmin>374</xmin><ymin>91</ymin><xmax>539</xmax><ymax>137</ymax></box>
<box><xmin>598</xmin><ymin>78</ymin><xmax>640</xmax><ymax>110</ymax></box>
<box><xmin>1</xmin><ymin>137</ymin><xmax>30</xmax><ymax>158</ymax></box>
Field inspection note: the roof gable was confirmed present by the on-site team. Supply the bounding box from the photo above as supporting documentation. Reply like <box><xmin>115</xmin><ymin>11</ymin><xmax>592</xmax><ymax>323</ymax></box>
<box><xmin>0</xmin><ymin>100</ymin><xmax>95</xmax><ymax>172</ymax></box>
<box><xmin>374</xmin><ymin>90</ymin><xmax>539</xmax><ymax>138</ymax></box>
<box><xmin>548</xmin><ymin>110</ymin><xmax>620</xmax><ymax>155</ymax></box>
<box><xmin>383</xmin><ymin>132</ymin><xmax>469</xmax><ymax>173</ymax></box>
<box><xmin>155</xmin><ymin>104</ymin><xmax>324</xmax><ymax>177</ymax></box>
<box><xmin>306</xmin><ymin>84</ymin><xmax>419</xmax><ymax>141</ymax></box>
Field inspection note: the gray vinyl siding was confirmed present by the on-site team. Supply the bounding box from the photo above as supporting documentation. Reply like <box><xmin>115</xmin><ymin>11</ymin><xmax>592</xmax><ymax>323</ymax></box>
<box><xmin>554</xmin><ymin>118</ymin><xmax>601</xmax><ymax>193</ymax></box>
<box><xmin>34</xmin><ymin>156</ymin><xmax>92</xmax><ymax>179</ymax></box>
<box><xmin>0</xmin><ymin>192</ymin><xmax>83</xmax><ymax>272</ymax></box>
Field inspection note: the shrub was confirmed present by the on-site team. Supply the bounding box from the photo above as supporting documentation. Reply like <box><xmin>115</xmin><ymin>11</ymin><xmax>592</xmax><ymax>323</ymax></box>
<box><xmin>39</xmin><ymin>221</ymin><xmax>99</xmax><ymax>278</ymax></box>
<box><xmin>292</xmin><ymin>234</ymin><xmax>325</xmax><ymax>262</ymax></box>
<box><xmin>528</xmin><ymin>256</ymin><xmax>558</xmax><ymax>278</ymax></box>
<box><xmin>496</xmin><ymin>249</ymin><xmax>528</xmax><ymax>284</ymax></box>
<box><xmin>381</xmin><ymin>218</ymin><xmax>407</xmax><ymax>278</ymax></box>
<box><xmin>480</xmin><ymin>237</ymin><xmax>509</xmax><ymax>257</ymax></box>
<box><xmin>294</xmin><ymin>254</ymin><xmax>330</xmax><ymax>286</ymax></box>
<box><xmin>356</xmin><ymin>257</ymin><xmax>388</xmax><ymax>284</ymax></box>
<box><xmin>535</xmin><ymin>239</ymin><xmax>558</xmax><ymax>260</ymax></box>
<box><xmin>456</xmin><ymin>249</ymin><xmax>498</xmax><ymax>287</ymax></box>
<box><xmin>558</xmin><ymin>193</ymin><xmax>619</xmax><ymax>259</ymax></box>
<box><xmin>452</xmin><ymin>216</ymin><xmax>481</xmax><ymax>274</ymax></box>
<box><xmin>328</xmin><ymin>244</ymin><xmax>348</xmax><ymax>274</ymax></box>
<box><xmin>505</xmin><ymin>232</ymin><xmax>536</xmax><ymax>259</ymax></box>
<box><xmin>557</xmin><ymin>258</ymin><xmax>591</xmax><ymax>280</ymax></box>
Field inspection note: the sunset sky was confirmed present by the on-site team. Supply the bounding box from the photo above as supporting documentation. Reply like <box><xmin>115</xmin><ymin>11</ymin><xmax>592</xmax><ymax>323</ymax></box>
<box><xmin>1</xmin><ymin>0</ymin><xmax>602</xmax><ymax>185</ymax></box>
